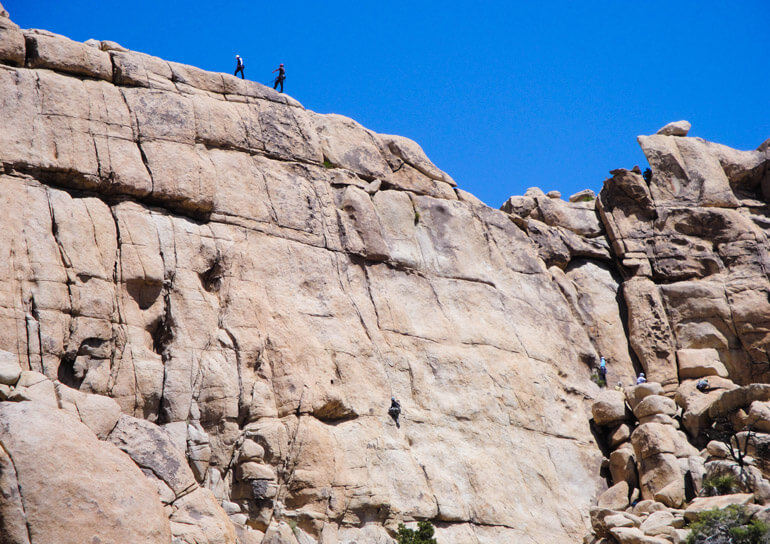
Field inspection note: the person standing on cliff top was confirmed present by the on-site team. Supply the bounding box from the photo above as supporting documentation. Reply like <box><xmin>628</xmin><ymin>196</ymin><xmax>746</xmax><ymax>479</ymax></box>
<box><xmin>234</xmin><ymin>55</ymin><xmax>245</xmax><ymax>79</ymax></box>
<box><xmin>273</xmin><ymin>63</ymin><xmax>285</xmax><ymax>93</ymax></box>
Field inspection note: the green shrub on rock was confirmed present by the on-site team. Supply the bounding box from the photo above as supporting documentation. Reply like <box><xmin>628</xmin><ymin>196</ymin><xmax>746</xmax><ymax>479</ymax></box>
<box><xmin>687</xmin><ymin>505</ymin><xmax>770</xmax><ymax>544</ymax></box>
<box><xmin>702</xmin><ymin>474</ymin><xmax>741</xmax><ymax>497</ymax></box>
<box><xmin>397</xmin><ymin>521</ymin><xmax>438</xmax><ymax>544</ymax></box>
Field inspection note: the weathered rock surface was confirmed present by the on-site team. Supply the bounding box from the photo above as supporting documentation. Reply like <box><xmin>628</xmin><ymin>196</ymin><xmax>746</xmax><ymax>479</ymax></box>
<box><xmin>0</xmin><ymin>10</ymin><xmax>611</xmax><ymax>544</ymax></box>
<box><xmin>0</xmin><ymin>401</ymin><xmax>172</xmax><ymax>544</ymax></box>
<box><xmin>2</xmin><ymin>7</ymin><xmax>770</xmax><ymax>544</ymax></box>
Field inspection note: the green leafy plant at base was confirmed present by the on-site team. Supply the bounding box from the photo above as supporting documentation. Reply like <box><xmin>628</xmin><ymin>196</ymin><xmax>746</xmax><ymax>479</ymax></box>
<box><xmin>414</xmin><ymin>210</ymin><xmax>421</xmax><ymax>225</ymax></box>
<box><xmin>687</xmin><ymin>505</ymin><xmax>770</xmax><ymax>544</ymax></box>
<box><xmin>590</xmin><ymin>371</ymin><xmax>606</xmax><ymax>388</ymax></box>
<box><xmin>323</xmin><ymin>159</ymin><xmax>334</xmax><ymax>169</ymax></box>
<box><xmin>397</xmin><ymin>521</ymin><xmax>438</xmax><ymax>544</ymax></box>
<box><xmin>702</xmin><ymin>474</ymin><xmax>741</xmax><ymax>497</ymax></box>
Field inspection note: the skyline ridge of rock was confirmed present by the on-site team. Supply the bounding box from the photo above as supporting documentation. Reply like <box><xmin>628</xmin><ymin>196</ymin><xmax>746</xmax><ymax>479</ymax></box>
<box><xmin>1</xmin><ymin>5</ymin><xmax>770</xmax><ymax>544</ymax></box>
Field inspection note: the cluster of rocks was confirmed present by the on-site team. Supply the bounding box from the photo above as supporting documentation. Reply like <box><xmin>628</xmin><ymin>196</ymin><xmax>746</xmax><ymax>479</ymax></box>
<box><xmin>588</xmin><ymin>369</ymin><xmax>770</xmax><ymax>543</ymax></box>
<box><xmin>0</xmin><ymin>349</ymin><xmax>240</xmax><ymax>543</ymax></box>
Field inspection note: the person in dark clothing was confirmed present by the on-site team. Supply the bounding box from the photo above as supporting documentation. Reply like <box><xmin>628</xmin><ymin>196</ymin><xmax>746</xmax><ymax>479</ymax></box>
<box><xmin>388</xmin><ymin>397</ymin><xmax>401</xmax><ymax>428</ymax></box>
<box><xmin>234</xmin><ymin>55</ymin><xmax>245</xmax><ymax>79</ymax></box>
<box><xmin>273</xmin><ymin>63</ymin><xmax>285</xmax><ymax>93</ymax></box>
<box><xmin>696</xmin><ymin>378</ymin><xmax>710</xmax><ymax>392</ymax></box>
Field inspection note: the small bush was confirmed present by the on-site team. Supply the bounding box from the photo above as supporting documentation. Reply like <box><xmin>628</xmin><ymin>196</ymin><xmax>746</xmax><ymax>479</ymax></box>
<box><xmin>397</xmin><ymin>521</ymin><xmax>438</xmax><ymax>544</ymax></box>
<box><xmin>323</xmin><ymin>159</ymin><xmax>334</xmax><ymax>169</ymax></box>
<box><xmin>687</xmin><ymin>505</ymin><xmax>770</xmax><ymax>544</ymax></box>
<box><xmin>590</xmin><ymin>371</ymin><xmax>606</xmax><ymax>388</ymax></box>
<box><xmin>414</xmin><ymin>210</ymin><xmax>421</xmax><ymax>225</ymax></box>
<box><xmin>702</xmin><ymin>474</ymin><xmax>740</xmax><ymax>497</ymax></box>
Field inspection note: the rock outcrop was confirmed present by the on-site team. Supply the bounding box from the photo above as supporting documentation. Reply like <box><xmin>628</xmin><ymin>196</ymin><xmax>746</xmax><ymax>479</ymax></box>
<box><xmin>1</xmin><ymin>4</ymin><xmax>770</xmax><ymax>544</ymax></box>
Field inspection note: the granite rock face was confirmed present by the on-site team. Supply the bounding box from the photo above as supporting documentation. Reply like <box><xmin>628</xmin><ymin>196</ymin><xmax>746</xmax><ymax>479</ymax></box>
<box><xmin>0</xmin><ymin>11</ymin><xmax>607</xmax><ymax>544</ymax></box>
<box><xmin>1</xmin><ymin>7</ymin><xmax>770</xmax><ymax>544</ymax></box>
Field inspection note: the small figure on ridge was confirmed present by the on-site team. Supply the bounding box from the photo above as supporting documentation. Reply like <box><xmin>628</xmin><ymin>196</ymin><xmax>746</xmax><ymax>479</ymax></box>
<box><xmin>598</xmin><ymin>357</ymin><xmax>607</xmax><ymax>383</ymax></box>
<box><xmin>273</xmin><ymin>63</ymin><xmax>285</xmax><ymax>93</ymax></box>
<box><xmin>636</xmin><ymin>372</ymin><xmax>647</xmax><ymax>385</ymax></box>
<box><xmin>696</xmin><ymin>378</ymin><xmax>710</xmax><ymax>392</ymax></box>
<box><xmin>234</xmin><ymin>55</ymin><xmax>245</xmax><ymax>79</ymax></box>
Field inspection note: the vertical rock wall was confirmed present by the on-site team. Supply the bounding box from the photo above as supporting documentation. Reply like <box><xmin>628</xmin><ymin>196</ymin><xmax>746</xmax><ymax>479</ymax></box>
<box><xmin>0</xmin><ymin>8</ymin><xmax>607</xmax><ymax>544</ymax></box>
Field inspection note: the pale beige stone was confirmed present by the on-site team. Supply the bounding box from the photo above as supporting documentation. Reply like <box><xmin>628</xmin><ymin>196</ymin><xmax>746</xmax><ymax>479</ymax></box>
<box><xmin>633</xmin><ymin>395</ymin><xmax>678</xmax><ymax>419</ymax></box>
<box><xmin>677</xmin><ymin>348</ymin><xmax>729</xmax><ymax>379</ymax></box>
<box><xmin>25</xmin><ymin>31</ymin><xmax>112</xmax><ymax>80</ymax></box>
<box><xmin>610</xmin><ymin>526</ymin><xmax>670</xmax><ymax>544</ymax></box>
<box><xmin>610</xmin><ymin>446</ymin><xmax>638</xmax><ymax>488</ymax></box>
<box><xmin>640</xmin><ymin>510</ymin><xmax>675</xmax><ymax>536</ymax></box>
<box><xmin>684</xmin><ymin>494</ymin><xmax>755</xmax><ymax>521</ymax></box>
<box><xmin>609</xmin><ymin>423</ymin><xmax>632</xmax><ymax>448</ymax></box>
<box><xmin>0</xmin><ymin>17</ymin><xmax>24</xmax><ymax>65</ymax></box>
<box><xmin>0</xmin><ymin>402</ymin><xmax>172</xmax><ymax>543</ymax></box>
<box><xmin>592</xmin><ymin>390</ymin><xmax>628</xmax><ymax>426</ymax></box>
<box><xmin>626</xmin><ymin>383</ymin><xmax>664</xmax><ymax>411</ymax></box>
<box><xmin>0</xmin><ymin>349</ymin><xmax>21</xmax><ymax>384</ymax></box>
<box><xmin>598</xmin><ymin>481</ymin><xmax>630</xmax><ymax>510</ymax></box>
<box><xmin>656</xmin><ymin>120</ymin><xmax>691</xmax><ymax>137</ymax></box>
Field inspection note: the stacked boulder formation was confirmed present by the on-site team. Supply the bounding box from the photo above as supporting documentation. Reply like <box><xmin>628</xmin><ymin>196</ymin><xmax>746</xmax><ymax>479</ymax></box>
<box><xmin>1</xmin><ymin>4</ymin><xmax>770</xmax><ymax>543</ymax></box>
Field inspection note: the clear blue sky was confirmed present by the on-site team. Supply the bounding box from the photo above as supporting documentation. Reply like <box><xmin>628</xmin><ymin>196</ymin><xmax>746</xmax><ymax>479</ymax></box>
<box><xmin>7</xmin><ymin>1</ymin><xmax>769</xmax><ymax>207</ymax></box>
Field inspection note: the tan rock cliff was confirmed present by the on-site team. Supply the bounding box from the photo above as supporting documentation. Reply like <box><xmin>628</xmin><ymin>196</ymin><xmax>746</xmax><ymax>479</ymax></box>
<box><xmin>1</xmin><ymin>5</ymin><xmax>769</xmax><ymax>544</ymax></box>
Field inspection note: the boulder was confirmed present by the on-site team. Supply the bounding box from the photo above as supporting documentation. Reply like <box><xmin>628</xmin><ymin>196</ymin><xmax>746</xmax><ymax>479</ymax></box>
<box><xmin>676</xmin><ymin>377</ymin><xmax>738</xmax><ymax>436</ymax></box>
<box><xmin>610</xmin><ymin>446</ymin><xmax>638</xmax><ymax>488</ymax></box>
<box><xmin>747</xmin><ymin>401</ymin><xmax>770</xmax><ymax>433</ymax></box>
<box><xmin>569</xmin><ymin>189</ymin><xmax>596</xmax><ymax>203</ymax></box>
<box><xmin>633</xmin><ymin>395</ymin><xmax>678</xmax><ymax>419</ymax></box>
<box><xmin>24</xmin><ymin>30</ymin><xmax>112</xmax><ymax>80</ymax></box>
<box><xmin>592</xmin><ymin>390</ymin><xmax>629</xmax><ymax>426</ymax></box>
<box><xmin>637</xmin><ymin>453</ymin><xmax>685</xmax><ymax>507</ymax></box>
<box><xmin>609</xmin><ymin>423</ymin><xmax>632</xmax><ymax>448</ymax></box>
<box><xmin>597</xmin><ymin>481</ymin><xmax>630</xmax><ymax>510</ymax></box>
<box><xmin>56</xmin><ymin>383</ymin><xmax>122</xmax><ymax>439</ymax></box>
<box><xmin>0</xmin><ymin>16</ymin><xmax>24</xmax><ymax>65</ymax></box>
<box><xmin>632</xmin><ymin>500</ymin><xmax>669</xmax><ymax>516</ymax></box>
<box><xmin>631</xmin><ymin>423</ymin><xmax>698</xmax><ymax>461</ymax></box>
<box><xmin>0</xmin><ymin>349</ymin><xmax>21</xmax><ymax>385</ymax></box>
<box><xmin>640</xmin><ymin>510</ymin><xmax>675</xmax><ymax>536</ymax></box>
<box><xmin>684</xmin><ymin>494</ymin><xmax>755</xmax><ymax>521</ymax></box>
<box><xmin>656</xmin><ymin>121</ymin><xmax>691</xmax><ymax>137</ymax></box>
<box><xmin>677</xmin><ymin>348</ymin><xmax>729</xmax><ymax>379</ymax></box>
<box><xmin>626</xmin><ymin>382</ymin><xmax>665</xmax><ymax>411</ymax></box>
<box><xmin>610</xmin><ymin>526</ymin><xmax>670</xmax><ymax>544</ymax></box>
<box><xmin>107</xmin><ymin>414</ymin><xmax>197</xmax><ymax>496</ymax></box>
<box><xmin>0</xmin><ymin>402</ymin><xmax>171</xmax><ymax>543</ymax></box>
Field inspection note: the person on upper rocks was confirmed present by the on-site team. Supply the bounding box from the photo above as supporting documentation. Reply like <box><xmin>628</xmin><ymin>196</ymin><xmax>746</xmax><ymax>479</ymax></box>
<box><xmin>388</xmin><ymin>397</ymin><xmax>401</xmax><ymax>428</ymax></box>
<box><xmin>273</xmin><ymin>63</ymin><xmax>285</xmax><ymax>93</ymax></box>
<box><xmin>636</xmin><ymin>372</ymin><xmax>647</xmax><ymax>385</ymax></box>
<box><xmin>615</xmin><ymin>381</ymin><xmax>624</xmax><ymax>393</ymax></box>
<box><xmin>598</xmin><ymin>357</ymin><xmax>607</xmax><ymax>383</ymax></box>
<box><xmin>234</xmin><ymin>55</ymin><xmax>245</xmax><ymax>79</ymax></box>
<box><xmin>696</xmin><ymin>378</ymin><xmax>710</xmax><ymax>392</ymax></box>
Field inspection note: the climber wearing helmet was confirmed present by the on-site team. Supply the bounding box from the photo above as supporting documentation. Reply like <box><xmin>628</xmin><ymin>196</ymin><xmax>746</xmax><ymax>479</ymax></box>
<box><xmin>636</xmin><ymin>372</ymin><xmax>647</xmax><ymax>385</ymax></box>
<box><xmin>234</xmin><ymin>55</ymin><xmax>245</xmax><ymax>79</ymax></box>
<box><xmin>272</xmin><ymin>63</ymin><xmax>285</xmax><ymax>93</ymax></box>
